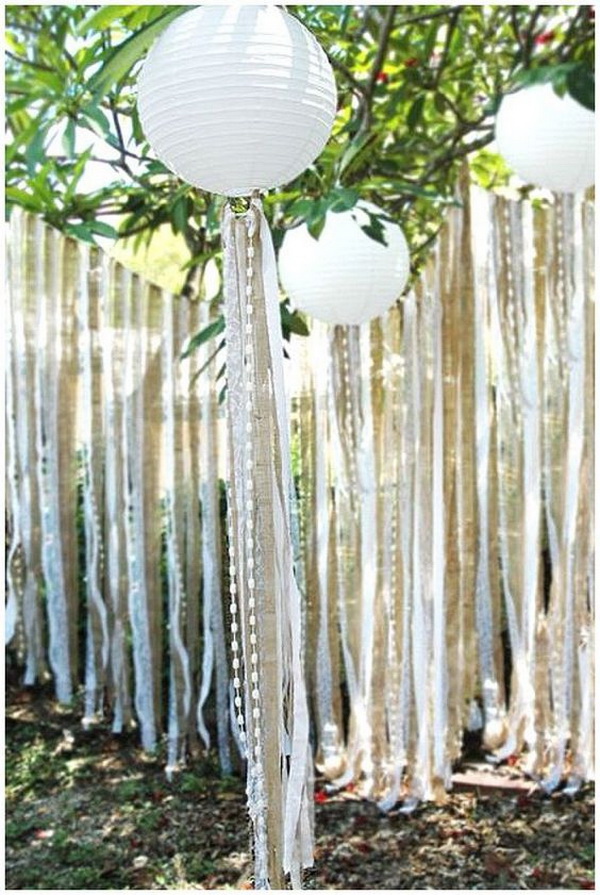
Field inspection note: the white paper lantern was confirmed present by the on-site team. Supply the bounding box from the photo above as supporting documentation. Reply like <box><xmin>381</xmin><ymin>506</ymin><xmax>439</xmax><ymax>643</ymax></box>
<box><xmin>278</xmin><ymin>202</ymin><xmax>410</xmax><ymax>325</ymax></box>
<box><xmin>495</xmin><ymin>83</ymin><xmax>594</xmax><ymax>193</ymax></box>
<box><xmin>137</xmin><ymin>5</ymin><xmax>337</xmax><ymax>197</ymax></box>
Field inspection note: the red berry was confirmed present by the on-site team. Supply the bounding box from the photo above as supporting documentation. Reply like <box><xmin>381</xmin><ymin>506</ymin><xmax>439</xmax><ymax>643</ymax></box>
<box><xmin>404</xmin><ymin>57</ymin><xmax>419</xmax><ymax>68</ymax></box>
<box><xmin>534</xmin><ymin>31</ymin><xmax>555</xmax><ymax>44</ymax></box>
<box><xmin>376</xmin><ymin>71</ymin><xmax>389</xmax><ymax>84</ymax></box>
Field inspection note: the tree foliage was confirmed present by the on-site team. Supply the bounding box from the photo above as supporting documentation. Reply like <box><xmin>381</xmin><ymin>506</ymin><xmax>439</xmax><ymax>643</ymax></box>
<box><xmin>5</xmin><ymin>4</ymin><xmax>594</xmax><ymax>299</ymax></box>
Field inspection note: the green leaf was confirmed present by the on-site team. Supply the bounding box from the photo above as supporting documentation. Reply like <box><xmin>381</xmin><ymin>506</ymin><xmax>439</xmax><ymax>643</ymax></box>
<box><xmin>338</xmin><ymin>130</ymin><xmax>380</xmax><ymax>178</ymax></box>
<box><xmin>423</xmin><ymin>22</ymin><xmax>440</xmax><ymax>60</ymax></box>
<box><xmin>25</xmin><ymin>126</ymin><xmax>47</xmax><ymax>176</ymax></box>
<box><xmin>566</xmin><ymin>65</ymin><xmax>594</xmax><ymax>111</ymax></box>
<box><xmin>515</xmin><ymin>62</ymin><xmax>576</xmax><ymax>90</ymax></box>
<box><xmin>64</xmin><ymin>147</ymin><xmax>94</xmax><ymax>203</ymax></box>
<box><xmin>62</xmin><ymin>118</ymin><xmax>76</xmax><ymax>157</ymax></box>
<box><xmin>407</xmin><ymin>96</ymin><xmax>425</xmax><ymax>130</ymax></box>
<box><xmin>33</xmin><ymin>69</ymin><xmax>65</xmax><ymax>93</ymax></box>
<box><xmin>307</xmin><ymin>214</ymin><xmax>326</xmax><ymax>240</ymax></box>
<box><xmin>359</xmin><ymin>213</ymin><xmax>388</xmax><ymax>247</ymax></box>
<box><xmin>327</xmin><ymin>187</ymin><xmax>360</xmax><ymax>213</ymax></box>
<box><xmin>287</xmin><ymin>198</ymin><xmax>317</xmax><ymax>220</ymax></box>
<box><xmin>433</xmin><ymin>92</ymin><xmax>447</xmax><ymax>115</ymax></box>
<box><xmin>64</xmin><ymin>223</ymin><xmax>96</xmax><ymax>244</ymax></box>
<box><xmin>5</xmin><ymin>186</ymin><xmax>43</xmax><ymax>212</ymax></box>
<box><xmin>171</xmin><ymin>197</ymin><xmax>188</xmax><ymax>235</ymax></box>
<box><xmin>280</xmin><ymin>302</ymin><xmax>310</xmax><ymax>337</ymax></box>
<box><xmin>88</xmin><ymin>7</ymin><xmax>189</xmax><ymax>98</ymax></box>
<box><xmin>76</xmin><ymin>6</ymin><xmax>135</xmax><ymax>36</ymax></box>
<box><xmin>180</xmin><ymin>318</ymin><xmax>225</xmax><ymax>360</ymax></box>
<box><xmin>5</xmin><ymin>32</ymin><xmax>26</xmax><ymax>55</ymax></box>
<box><xmin>81</xmin><ymin>104</ymin><xmax>111</xmax><ymax>137</ymax></box>
<box><xmin>147</xmin><ymin>160</ymin><xmax>171</xmax><ymax>176</ymax></box>
<box><xmin>7</xmin><ymin>95</ymin><xmax>32</xmax><ymax>115</ymax></box>
<box><xmin>87</xmin><ymin>220</ymin><xmax>119</xmax><ymax>239</ymax></box>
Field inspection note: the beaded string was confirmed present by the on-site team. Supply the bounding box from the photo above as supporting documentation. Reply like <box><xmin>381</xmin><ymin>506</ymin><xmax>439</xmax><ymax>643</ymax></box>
<box><xmin>292</xmin><ymin>393</ymin><xmax>309</xmax><ymax>663</ymax></box>
<box><xmin>226</xmin><ymin>484</ymin><xmax>247</xmax><ymax>753</ymax></box>
<box><xmin>13</xmin><ymin>549</ymin><xmax>26</xmax><ymax>663</ymax></box>
<box><xmin>387</xmin><ymin>446</ymin><xmax>401</xmax><ymax>766</ymax></box>
<box><xmin>243</xmin><ymin>215</ymin><xmax>266</xmax><ymax>841</ymax></box>
<box><xmin>341</xmin><ymin>327</ymin><xmax>359</xmax><ymax>503</ymax></box>
<box><xmin>554</xmin><ymin>200</ymin><xmax>570</xmax><ymax>388</ymax></box>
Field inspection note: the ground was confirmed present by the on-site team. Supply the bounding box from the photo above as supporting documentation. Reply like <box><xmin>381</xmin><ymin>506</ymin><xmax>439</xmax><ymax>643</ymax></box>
<box><xmin>5</xmin><ymin>683</ymin><xmax>595</xmax><ymax>891</ymax></box>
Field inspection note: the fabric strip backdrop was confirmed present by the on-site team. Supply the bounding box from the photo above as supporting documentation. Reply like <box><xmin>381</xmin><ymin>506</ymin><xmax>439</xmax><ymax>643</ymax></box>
<box><xmin>5</xmin><ymin>183</ymin><xmax>595</xmax><ymax>811</ymax></box>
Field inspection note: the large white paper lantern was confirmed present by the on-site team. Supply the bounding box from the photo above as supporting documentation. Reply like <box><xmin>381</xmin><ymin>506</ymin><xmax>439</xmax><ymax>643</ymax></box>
<box><xmin>495</xmin><ymin>83</ymin><xmax>594</xmax><ymax>193</ymax></box>
<box><xmin>137</xmin><ymin>5</ymin><xmax>337</xmax><ymax>196</ymax></box>
<box><xmin>278</xmin><ymin>202</ymin><xmax>410</xmax><ymax>325</ymax></box>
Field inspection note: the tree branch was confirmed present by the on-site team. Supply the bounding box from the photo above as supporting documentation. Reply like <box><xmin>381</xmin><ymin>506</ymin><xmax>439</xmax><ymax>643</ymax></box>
<box><xmin>330</xmin><ymin>55</ymin><xmax>366</xmax><ymax>100</ymax></box>
<box><xmin>5</xmin><ymin>49</ymin><xmax>55</xmax><ymax>73</ymax></box>
<box><xmin>395</xmin><ymin>6</ymin><xmax>463</xmax><ymax>29</ymax></box>
<box><xmin>358</xmin><ymin>5</ymin><xmax>398</xmax><ymax>134</ymax></box>
<box><xmin>417</xmin><ymin>129</ymin><xmax>494</xmax><ymax>187</ymax></box>
<box><xmin>432</xmin><ymin>7</ymin><xmax>462</xmax><ymax>90</ymax></box>
<box><xmin>108</xmin><ymin>102</ymin><xmax>133</xmax><ymax>176</ymax></box>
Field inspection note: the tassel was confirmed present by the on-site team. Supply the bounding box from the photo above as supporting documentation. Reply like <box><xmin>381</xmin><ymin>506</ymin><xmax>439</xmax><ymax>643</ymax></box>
<box><xmin>222</xmin><ymin>199</ymin><xmax>313</xmax><ymax>888</ymax></box>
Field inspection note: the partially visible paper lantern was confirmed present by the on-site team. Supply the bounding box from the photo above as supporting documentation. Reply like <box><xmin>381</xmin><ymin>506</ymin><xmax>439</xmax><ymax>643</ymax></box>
<box><xmin>495</xmin><ymin>83</ymin><xmax>594</xmax><ymax>193</ymax></box>
<box><xmin>137</xmin><ymin>5</ymin><xmax>337</xmax><ymax>197</ymax></box>
<box><xmin>278</xmin><ymin>202</ymin><xmax>410</xmax><ymax>325</ymax></box>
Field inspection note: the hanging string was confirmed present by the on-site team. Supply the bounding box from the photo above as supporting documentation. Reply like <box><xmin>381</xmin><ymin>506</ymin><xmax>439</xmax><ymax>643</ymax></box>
<box><xmin>376</xmin><ymin>307</ymin><xmax>403</xmax><ymax>811</ymax></box>
<box><xmin>14</xmin><ymin>213</ymin><xmax>47</xmax><ymax>686</ymax></box>
<box><xmin>471</xmin><ymin>189</ymin><xmax>506</xmax><ymax>749</ymax></box>
<box><xmin>181</xmin><ymin>298</ymin><xmax>203</xmax><ymax>756</ymax></box>
<box><xmin>488</xmin><ymin>201</ymin><xmax>533</xmax><ymax>764</ymax></box>
<box><xmin>121</xmin><ymin>268</ymin><xmax>158</xmax><ymax>750</ymax></box>
<box><xmin>312</xmin><ymin>322</ymin><xmax>339</xmax><ymax>773</ymax></box>
<box><xmin>163</xmin><ymin>295</ymin><xmax>193</xmax><ymax>775</ymax></box>
<box><xmin>101</xmin><ymin>257</ymin><xmax>132</xmax><ymax>734</ymax></box>
<box><xmin>196</xmin><ymin>291</ymin><xmax>232</xmax><ymax>774</ymax></box>
<box><xmin>78</xmin><ymin>242</ymin><xmax>109</xmax><ymax>726</ymax></box>
<box><xmin>37</xmin><ymin>225</ymin><xmax>73</xmax><ymax>703</ymax></box>
<box><xmin>5</xmin><ymin>209</ymin><xmax>24</xmax><ymax>658</ymax></box>
<box><xmin>543</xmin><ymin>196</ymin><xmax>587</xmax><ymax>792</ymax></box>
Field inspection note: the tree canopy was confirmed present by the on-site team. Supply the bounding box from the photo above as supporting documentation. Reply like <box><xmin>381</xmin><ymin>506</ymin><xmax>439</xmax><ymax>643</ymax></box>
<box><xmin>5</xmin><ymin>4</ymin><xmax>595</xmax><ymax>299</ymax></box>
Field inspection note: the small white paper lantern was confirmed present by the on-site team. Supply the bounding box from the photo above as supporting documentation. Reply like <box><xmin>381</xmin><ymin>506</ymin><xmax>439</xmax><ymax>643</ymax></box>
<box><xmin>137</xmin><ymin>5</ymin><xmax>337</xmax><ymax>197</ymax></box>
<box><xmin>495</xmin><ymin>83</ymin><xmax>594</xmax><ymax>193</ymax></box>
<box><xmin>278</xmin><ymin>202</ymin><xmax>410</xmax><ymax>326</ymax></box>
